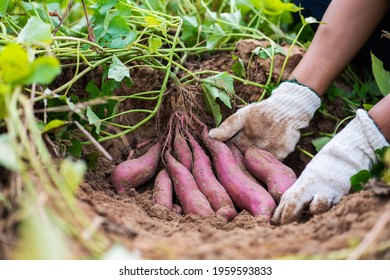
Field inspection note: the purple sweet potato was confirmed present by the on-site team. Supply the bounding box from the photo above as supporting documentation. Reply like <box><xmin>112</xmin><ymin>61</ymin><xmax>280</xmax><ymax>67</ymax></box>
<box><xmin>173</xmin><ymin>123</ymin><xmax>193</xmax><ymax>171</ymax></box>
<box><xmin>244</xmin><ymin>147</ymin><xmax>297</xmax><ymax>202</ymax></box>
<box><xmin>152</xmin><ymin>169</ymin><xmax>173</xmax><ymax>209</ymax></box>
<box><xmin>111</xmin><ymin>142</ymin><xmax>162</xmax><ymax>193</ymax></box>
<box><xmin>165</xmin><ymin>148</ymin><xmax>215</xmax><ymax>217</ymax></box>
<box><xmin>186</xmin><ymin>131</ymin><xmax>237</xmax><ymax>221</ymax></box>
<box><xmin>196</xmin><ymin>125</ymin><xmax>276</xmax><ymax>219</ymax></box>
<box><xmin>227</xmin><ymin>142</ymin><xmax>258</xmax><ymax>183</ymax></box>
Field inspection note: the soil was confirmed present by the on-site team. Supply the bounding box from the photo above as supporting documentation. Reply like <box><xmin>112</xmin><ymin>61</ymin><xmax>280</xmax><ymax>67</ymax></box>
<box><xmin>18</xmin><ymin>40</ymin><xmax>390</xmax><ymax>260</ymax></box>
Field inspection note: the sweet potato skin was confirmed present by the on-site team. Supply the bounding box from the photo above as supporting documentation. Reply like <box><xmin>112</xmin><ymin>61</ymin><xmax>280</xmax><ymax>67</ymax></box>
<box><xmin>111</xmin><ymin>142</ymin><xmax>162</xmax><ymax>193</ymax></box>
<box><xmin>165</xmin><ymin>150</ymin><xmax>215</xmax><ymax>217</ymax></box>
<box><xmin>200</xmin><ymin>129</ymin><xmax>276</xmax><ymax>219</ymax></box>
<box><xmin>173</xmin><ymin>124</ymin><xmax>193</xmax><ymax>171</ymax></box>
<box><xmin>244</xmin><ymin>147</ymin><xmax>297</xmax><ymax>201</ymax></box>
<box><xmin>187</xmin><ymin>132</ymin><xmax>237</xmax><ymax>221</ymax></box>
<box><xmin>227</xmin><ymin>142</ymin><xmax>258</xmax><ymax>183</ymax></box>
<box><xmin>153</xmin><ymin>169</ymin><xmax>173</xmax><ymax>209</ymax></box>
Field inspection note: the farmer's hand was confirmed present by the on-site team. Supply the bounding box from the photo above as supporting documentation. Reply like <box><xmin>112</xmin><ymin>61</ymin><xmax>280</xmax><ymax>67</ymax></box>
<box><xmin>272</xmin><ymin>109</ymin><xmax>389</xmax><ymax>225</ymax></box>
<box><xmin>208</xmin><ymin>81</ymin><xmax>321</xmax><ymax>160</ymax></box>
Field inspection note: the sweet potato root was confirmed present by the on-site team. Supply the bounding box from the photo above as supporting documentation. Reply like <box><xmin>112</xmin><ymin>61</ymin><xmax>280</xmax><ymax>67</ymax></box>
<box><xmin>191</xmin><ymin>120</ymin><xmax>276</xmax><ymax>219</ymax></box>
<box><xmin>172</xmin><ymin>204</ymin><xmax>182</xmax><ymax>215</ymax></box>
<box><xmin>173</xmin><ymin>122</ymin><xmax>193</xmax><ymax>171</ymax></box>
<box><xmin>244</xmin><ymin>147</ymin><xmax>297</xmax><ymax>201</ymax></box>
<box><xmin>153</xmin><ymin>169</ymin><xmax>173</xmax><ymax>209</ymax></box>
<box><xmin>165</xmin><ymin>148</ymin><xmax>215</xmax><ymax>217</ymax></box>
<box><xmin>186</xmin><ymin>130</ymin><xmax>237</xmax><ymax>221</ymax></box>
<box><xmin>111</xmin><ymin>142</ymin><xmax>162</xmax><ymax>193</ymax></box>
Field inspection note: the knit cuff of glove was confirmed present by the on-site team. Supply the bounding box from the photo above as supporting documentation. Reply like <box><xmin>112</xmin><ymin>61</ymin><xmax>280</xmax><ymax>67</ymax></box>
<box><xmin>355</xmin><ymin>109</ymin><xmax>389</xmax><ymax>160</ymax></box>
<box><xmin>264</xmin><ymin>81</ymin><xmax>321</xmax><ymax>128</ymax></box>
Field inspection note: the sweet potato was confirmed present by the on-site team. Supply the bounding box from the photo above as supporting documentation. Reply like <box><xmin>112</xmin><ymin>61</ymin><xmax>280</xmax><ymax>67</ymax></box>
<box><xmin>196</xmin><ymin>124</ymin><xmax>276</xmax><ymax>219</ymax></box>
<box><xmin>111</xmin><ymin>142</ymin><xmax>162</xmax><ymax>193</ymax></box>
<box><xmin>227</xmin><ymin>142</ymin><xmax>258</xmax><ymax>183</ymax></box>
<box><xmin>186</xmin><ymin>131</ymin><xmax>237</xmax><ymax>221</ymax></box>
<box><xmin>152</xmin><ymin>169</ymin><xmax>173</xmax><ymax>209</ymax></box>
<box><xmin>173</xmin><ymin>122</ymin><xmax>193</xmax><ymax>171</ymax></box>
<box><xmin>172</xmin><ymin>204</ymin><xmax>182</xmax><ymax>215</ymax></box>
<box><xmin>165</xmin><ymin>148</ymin><xmax>215</xmax><ymax>217</ymax></box>
<box><xmin>244</xmin><ymin>147</ymin><xmax>297</xmax><ymax>202</ymax></box>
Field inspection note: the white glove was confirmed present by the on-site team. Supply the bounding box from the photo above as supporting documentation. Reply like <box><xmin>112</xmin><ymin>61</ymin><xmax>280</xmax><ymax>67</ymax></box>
<box><xmin>209</xmin><ymin>81</ymin><xmax>321</xmax><ymax>160</ymax></box>
<box><xmin>272</xmin><ymin>109</ymin><xmax>389</xmax><ymax>225</ymax></box>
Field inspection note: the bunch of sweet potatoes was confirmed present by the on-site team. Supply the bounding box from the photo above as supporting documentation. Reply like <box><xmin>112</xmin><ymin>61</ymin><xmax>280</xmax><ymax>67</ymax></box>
<box><xmin>111</xmin><ymin>112</ymin><xmax>297</xmax><ymax>222</ymax></box>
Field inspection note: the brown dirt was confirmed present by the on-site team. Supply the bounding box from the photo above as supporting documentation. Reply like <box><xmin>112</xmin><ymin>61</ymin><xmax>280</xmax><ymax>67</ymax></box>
<box><xmin>63</xmin><ymin>40</ymin><xmax>390</xmax><ymax>259</ymax></box>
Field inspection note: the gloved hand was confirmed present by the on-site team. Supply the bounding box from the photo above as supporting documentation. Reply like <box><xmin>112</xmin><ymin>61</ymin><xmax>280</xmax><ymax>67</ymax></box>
<box><xmin>208</xmin><ymin>81</ymin><xmax>321</xmax><ymax>160</ymax></box>
<box><xmin>272</xmin><ymin>109</ymin><xmax>389</xmax><ymax>225</ymax></box>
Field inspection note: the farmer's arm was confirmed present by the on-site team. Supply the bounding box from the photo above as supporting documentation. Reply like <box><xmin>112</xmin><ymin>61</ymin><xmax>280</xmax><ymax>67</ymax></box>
<box><xmin>291</xmin><ymin>0</ymin><xmax>390</xmax><ymax>96</ymax></box>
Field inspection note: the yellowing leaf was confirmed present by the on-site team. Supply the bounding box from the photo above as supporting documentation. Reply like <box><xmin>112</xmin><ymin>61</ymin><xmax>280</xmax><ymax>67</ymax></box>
<box><xmin>0</xmin><ymin>84</ymin><xmax>11</xmax><ymax>119</ymax></box>
<box><xmin>0</xmin><ymin>44</ymin><xmax>31</xmax><ymax>83</ymax></box>
<box><xmin>145</xmin><ymin>16</ymin><xmax>162</xmax><ymax>27</ymax></box>
<box><xmin>42</xmin><ymin>119</ymin><xmax>67</xmax><ymax>134</ymax></box>
<box><xmin>263</xmin><ymin>0</ymin><xmax>301</xmax><ymax>16</ymax></box>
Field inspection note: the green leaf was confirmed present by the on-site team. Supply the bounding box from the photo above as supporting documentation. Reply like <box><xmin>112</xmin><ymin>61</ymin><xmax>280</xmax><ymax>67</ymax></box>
<box><xmin>68</xmin><ymin>138</ymin><xmax>82</xmax><ymax>159</ymax></box>
<box><xmin>86</xmin><ymin>106</ymin><xmax>101</xmax><ymax>134</ymax></box>
<box><xmin>206</xmin><ymin>24</ymin><xmax>225</xmax><ymax>50</ymax></box>
<box><xmin>42</xmin><ymin>119</ymin><xmax>67</xmax><ymax>133</ymax></box>
<box><xmin>253</xmin><ymin>45</ymin><xmax>286</xmax><ymax>59</ymax></box>
<box><xmin>231</xmin><ymin>57</ymin><xmax>246</xmax><ymax>78</ymax></box>
<box><xmin>17</xmin><ymin>16</ymin><xmax>52</xmax><ymax>44</ymax></box>
<box><xmin>311</xmin><ymin>136</ymin><xmax>332</xmax><ymax>153</ymax></box>
<box><xmin>108</xmin><ymin>55</ymin><xmax>130</xmax><ymax>82</ymax></box>
<box><xmin>86</xmin><ymin>152</ymin><xmax>100</xmax><ymax>170</ymax></box>
<box><xmin>181</xmin><ymin>16</ymin><xmax>200</xmax><ymax>46</ymax></box>
<box><xmin>60</xmin><ymin>158</ymin><xmax>86</xmax><ymax>195</ymax></box>
<box><xmin>107</xmin><ymin>15</ymin><xmax>130</xmax><ymax>35</ymax></box>
<box><xmin>350</xmin><ymin>170</ymin><xmax>372</xmax><ymax>192</ymax></box>
<box><xmin>98</xmin><ymin>15</ymin><xmax>137</xmax><ymax>48</ymax></box>
<box><xmin>195</xmin><ymin>0</ymin><xmax>217</xmax><ymax>26</ymax></box>
<box><xmin>363</xmin><ymin>103</ymin><xmax>374</xmax><ymax>111</ymax></box>
<box><xmin>0</xmin><ymin>44</ymin><xmax>31</xmax><ymax>84</ymax></box>
<box><xmin>201</xmin><ymin>72</ymin><xmax>234</xmax><ymax>126</ymax></box>
<box><xmin>27</xmin><ymin>56</ymin><xmax>61</xmax><ymax>84</ymax></box>
<box><xmin>202</xmin><ymin>72</ymin><xmax>234</xmax><ymax>109</ymax></box>
<box><xmin>99</xmin><ymin>0</ymin><xmax>117</xmax><ymax>15</ymax></box>
<box><xmin>86</xmin><ymin>80</ymin><xmax>102</xmax><ymax>98</ymax></box>
<box><xmin>0</xmin><ymin>0</ymin><xmax>11</xmax><ymax>16</ymax></box>
<box><xmin>202</xmin><ymin>85</ymin><xmax>223</xmax><ymax>126</ymax></box>
<box><xmin>148</xmin><ymin>36</ymin><xmax>162</xmax><ymax>53</ymax></box>
<box><xmin>371</xmin><ymin>53</ymin><xmax>390</xmax><ymax>96</ymax></box>
<box><xmin>0</xmin><ymin>133</ymin><xmax>19</xmax><ymax>171</ymax></box>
